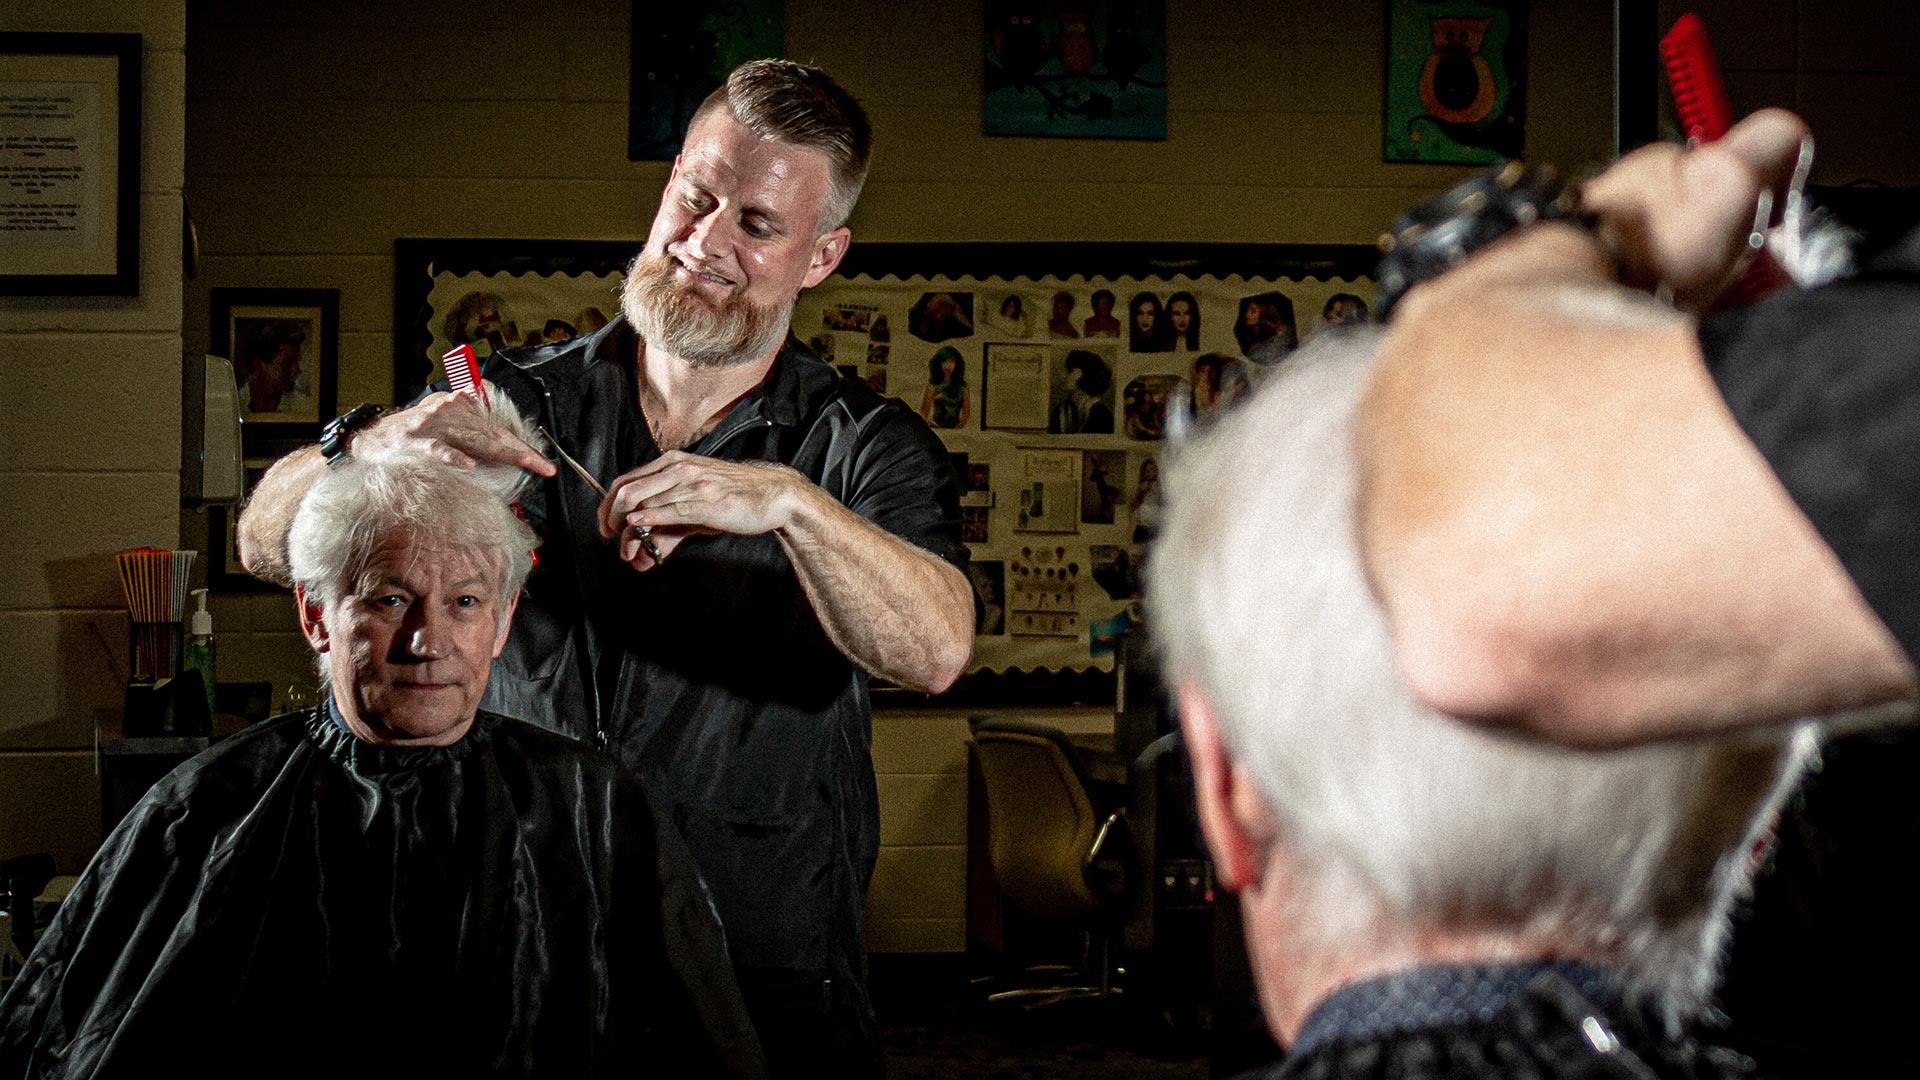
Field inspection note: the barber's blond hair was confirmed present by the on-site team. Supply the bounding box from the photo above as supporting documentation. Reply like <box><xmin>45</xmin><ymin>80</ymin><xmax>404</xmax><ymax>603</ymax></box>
<box><xmin>691</xmin><ymin>59</ymin><xmax>872</xmax><ymax>234</ymax></box>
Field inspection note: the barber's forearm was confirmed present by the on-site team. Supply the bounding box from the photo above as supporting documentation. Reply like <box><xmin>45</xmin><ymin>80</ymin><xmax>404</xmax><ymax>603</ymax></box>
<box><xmin>1355</xmin><ymin>223</ymin><xmax>1648</xmax><ymax>590</ymax></box>
<box><xmin>1357</xmin><ymin>224</ymin><xmax>1916</xmax><ymax>745</ymax></box>
<box><xmin>776</xmin><ymin>486</ymin><xmax>974</xmax><ymax>694</ymax></box>
<box><xmin>236</xmin><ymin>445</ymin><xmax>326</xmax><ymax>587</ymax></box>
<box><xmin>1354</xmin><ymin>224</ymin><xmax>1699</xmax><ymax>736</ymax></box>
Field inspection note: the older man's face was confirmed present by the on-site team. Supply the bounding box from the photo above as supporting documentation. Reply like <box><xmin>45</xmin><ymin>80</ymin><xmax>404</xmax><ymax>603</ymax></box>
<box><xmin>298</xmin><ymin>529</ymin><xmax>517</xmax><ymax>747</ymax></box>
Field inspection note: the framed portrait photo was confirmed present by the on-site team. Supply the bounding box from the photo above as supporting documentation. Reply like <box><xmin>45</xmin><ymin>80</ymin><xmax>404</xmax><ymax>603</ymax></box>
<box><xmin>0</xmin><ymin>32</ymin><xmax>141</xmax><ymax>295</ymax></box>
<box><xmin>211</xmin><ymin>287</ymin><xmax>340</xmax><ymax>447</ymax></box>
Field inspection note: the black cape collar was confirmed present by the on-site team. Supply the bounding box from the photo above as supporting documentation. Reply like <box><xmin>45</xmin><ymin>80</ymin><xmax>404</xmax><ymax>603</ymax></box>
<box><xmin>313</xmin><ymin>697</ymin><xmax>490</xmax><ymax>774</ymax></box>
<box><xmin>1291</xmin><ymin>960</ymin><xmax>1635</xmax><ymax>1056</ymax></box>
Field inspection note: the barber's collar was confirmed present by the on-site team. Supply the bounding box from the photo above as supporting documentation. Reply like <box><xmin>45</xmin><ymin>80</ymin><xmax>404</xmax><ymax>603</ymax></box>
<box><xmin>527</xmin><ymin>316</ymin><xmax>839</xmax><ymax>436</ymax></box>
<box><xmin>710</xmin><ymin>333</ymin><xmax>839</xmax><ymax>430</ymax></box>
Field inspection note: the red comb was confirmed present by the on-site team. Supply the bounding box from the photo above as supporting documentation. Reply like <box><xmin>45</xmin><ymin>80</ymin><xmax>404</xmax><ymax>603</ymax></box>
<box><xmin>1660</xmin><ymin>14</ymin><xmax>1787</xmax><ymax>307</ymax></box>
<box><xmin>441</xmin><ymin>342</ymin><xmax>535</xmax><ymax>567</ymax></box>
<box><xmin>1660</xmin><ymin>14</ymin><xmax>1734</xmax><ymax>145</ymax></box>
<box><xmin>443</xmin><ymin>343</ymin><xmax>489</xmax><ymax>408</ymax></box>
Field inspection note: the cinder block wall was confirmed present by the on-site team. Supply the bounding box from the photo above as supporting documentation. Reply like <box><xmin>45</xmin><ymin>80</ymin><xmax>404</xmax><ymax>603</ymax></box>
<box><xmin>26</xmin><ymin>0</ymin><xmax>1914</xmax><ymax>944</ymax></box>
<box><xmin>176</xmin><ymin>0</ymin><xmax>1614</xmax><ymax>952</ymax></box>
<box><xmin>0</xmin><ymin>0</ymin><xmax>186</xmax><ymax>874</ymax></box>
<box><xmin>1662</xmin><ymin>0</ymin><xmax>1920</xmax><ymax>186</ymax></box>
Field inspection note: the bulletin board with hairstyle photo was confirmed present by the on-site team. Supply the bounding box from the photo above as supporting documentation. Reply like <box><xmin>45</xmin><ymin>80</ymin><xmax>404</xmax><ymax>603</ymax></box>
<box><xmin>393</xmin><ymin>240</ymin><xmax>1377</xmax><ymax>675</ymax></box>
<box><xmin>800</xmin><ymin>241</ymin><xmax>1379</xmax><ymax>676</ymax></box>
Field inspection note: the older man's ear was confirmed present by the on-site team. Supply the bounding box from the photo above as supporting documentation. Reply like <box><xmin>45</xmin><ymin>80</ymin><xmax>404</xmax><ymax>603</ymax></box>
<box><xmin>1178</xmin><ymin>681</ymin><xmax>1278</xmax><ymax>894</ymax></box>
<box><xmin>295</xmin><ymin>585</ymin><xmax>331</xmax><ymax>654</ymax></box>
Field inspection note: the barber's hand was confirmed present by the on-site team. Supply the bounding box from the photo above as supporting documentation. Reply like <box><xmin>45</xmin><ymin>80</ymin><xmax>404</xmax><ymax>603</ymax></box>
<box><xmin>354</xmin><ymin>391</ymin><xmax>558</xmax><ymax>478</ymax></box>
<box><xmin>597</xmin><ymin>452</ymin><xmax>809</xmax><ymax>571</ymax></box>
<box><xmin>1581</xmin><ymin>108</ymin><xmax>1810</xmax><ymax>311</ymax></box>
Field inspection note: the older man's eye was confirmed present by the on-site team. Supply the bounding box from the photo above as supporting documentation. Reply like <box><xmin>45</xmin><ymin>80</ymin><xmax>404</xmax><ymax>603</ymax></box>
<box><xmin>455</xmin><ymin>595</ymin><xmax>480</xmax><ymax>608</ymax></box>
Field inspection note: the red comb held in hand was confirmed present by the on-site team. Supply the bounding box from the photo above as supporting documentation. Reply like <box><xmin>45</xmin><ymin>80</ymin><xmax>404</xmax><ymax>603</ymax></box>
<box><xmin>1659</xmin><ymin>13</ymin><xmax>1788</xmax><ymax>307</ymax></box>
<box><xmin>441</xmin><ymin>342</ymin><xmax>537</xmax><ymax>567</ymax></box>
<box><xmin>1660</xmin><ymin>14</ymin><xmax>1733</xmax><ymax>145</ymax></box>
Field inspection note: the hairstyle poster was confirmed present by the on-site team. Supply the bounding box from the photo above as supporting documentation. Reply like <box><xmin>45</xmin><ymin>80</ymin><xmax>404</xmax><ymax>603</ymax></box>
<box><xmin>1383</xmin><ymin>0</ymin><xmax>1529</xmax><ymax>164</ymax></box>
<box><xmin>983</xmin><ymin>1</ymin><xmax>1167</xmax><ymax>139</ymax></box>
<box><xmin>417</xmin><ymin>259</ymin><xmax>1372</xmax><ymax>673</ymax></box>
<box><xmin>793</xmin><ymin>271</ymin><xmax>1373</xmax><ymax>674</ymax></box>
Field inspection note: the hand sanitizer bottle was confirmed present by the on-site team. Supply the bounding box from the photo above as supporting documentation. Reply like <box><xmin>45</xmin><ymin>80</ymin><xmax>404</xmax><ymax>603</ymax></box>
<box><xmin>184</xmin><ymin>588</ymin><xmax>216</xmax><ymax>721</ymax></box>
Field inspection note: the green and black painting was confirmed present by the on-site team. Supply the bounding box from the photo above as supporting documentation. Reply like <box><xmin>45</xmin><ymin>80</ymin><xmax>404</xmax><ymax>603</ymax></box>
<box><xmin>1384</xmin><ymin>0</ymin><xmax>1529</xmax><ymax>164</ymax></box>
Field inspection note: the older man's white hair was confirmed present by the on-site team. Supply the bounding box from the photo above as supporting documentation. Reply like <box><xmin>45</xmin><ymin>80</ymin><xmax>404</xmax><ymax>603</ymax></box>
<box><xmin>288</xmin><ymin>385</ymin><xmax>543</xmax><ymax>612</ymax></box>
<box><xmin>1146</xmin><ymin>328</ymin><xmax>1814</xmax><ymax>1023</ymax></box>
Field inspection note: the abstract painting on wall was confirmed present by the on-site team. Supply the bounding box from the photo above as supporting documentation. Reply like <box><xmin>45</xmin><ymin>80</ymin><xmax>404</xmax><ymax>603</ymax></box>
<box><xmin>629</xmin><ymin>0</ymin><xmax>784</xmax><ymax>160</ymax></box>
<box><xmin>983</xmin><ymin>1</ymin><xmax>1166</xmax><ymax>139</ymax></box>
<box><xmin>1383</xmin><ymin>0</ymin><xmax>1529</xmax><ymax>164</ymax></box>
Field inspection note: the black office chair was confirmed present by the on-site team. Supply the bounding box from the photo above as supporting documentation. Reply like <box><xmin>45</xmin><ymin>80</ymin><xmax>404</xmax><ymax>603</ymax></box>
<box><xmin>1</xmin><ymin>852</ymin><xmax>56</xmax><ymax>985</ymax></box>
<box><xmin>968</xmin><ymin>715</ymin><xmax>1132</xmax><ymax>1008</ymax></box>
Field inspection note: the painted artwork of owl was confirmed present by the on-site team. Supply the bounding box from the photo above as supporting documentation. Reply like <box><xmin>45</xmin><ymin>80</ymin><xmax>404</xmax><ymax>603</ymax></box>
<box><xmin>1384</xmin><ymin>1</ymin><xmax>1527</xmax><ymax>163</ymax></box>
<box><xmin>1054</xmin><ymin>9</ymin><xmax>1095</xmax><ymax>74</ymax></box>
<box><xmin>1419</xmin><ymin>16</ymin><xmax>1497</xmax><ymax>124</ymax></box>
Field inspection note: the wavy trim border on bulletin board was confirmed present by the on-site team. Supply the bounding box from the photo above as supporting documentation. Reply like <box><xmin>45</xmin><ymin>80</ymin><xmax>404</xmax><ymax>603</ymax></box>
<box><xmin>392</xmin><ymin>240</ymin><xmax>1380</xmax><ymax>401</ymax></box>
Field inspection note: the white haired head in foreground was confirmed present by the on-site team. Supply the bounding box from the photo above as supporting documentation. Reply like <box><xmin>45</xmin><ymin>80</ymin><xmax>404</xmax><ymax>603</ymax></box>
<box><xmin>1145</xmin><ymin>327</ymin><xmax>1814</xmax><ymax>1041</ymax></box>
<box><xmin>287</xmin><ymin>388</ymin><xmax>543</xmax><ymax>747</ymax></box>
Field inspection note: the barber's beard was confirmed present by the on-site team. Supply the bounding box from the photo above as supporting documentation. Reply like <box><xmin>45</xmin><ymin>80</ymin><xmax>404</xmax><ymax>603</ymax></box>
<box><xmin>621</xmin><ymin>250</ymin><xmax>792</xmax><ymax>369</ymax></box>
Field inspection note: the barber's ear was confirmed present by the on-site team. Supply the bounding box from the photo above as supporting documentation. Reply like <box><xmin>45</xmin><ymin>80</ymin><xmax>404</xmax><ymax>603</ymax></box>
<box><xmin>803</xmin><ymin>226</ymin><xmax>851</xmax><ymax>289</ymax></box>
<box><xmin>295</xmin><ymin>585</ymin><xmax>331</xmax><ymax>653</ymax></box>
<box><xmin>1179</xmin><ymin>680</ymin><xmax>1276</xmax><ymax>893</ymax></box>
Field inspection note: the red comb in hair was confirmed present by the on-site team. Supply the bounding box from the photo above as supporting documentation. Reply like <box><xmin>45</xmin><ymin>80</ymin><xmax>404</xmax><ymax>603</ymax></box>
<box><xmin>441</xmin><ymin>342</ymin><xmax>536</xmax><ymax>566</ymax></box>
<box><xmin>443</xmin><ymin>343</ymin><xmax>489</xmax><ymax>408</ymax></box>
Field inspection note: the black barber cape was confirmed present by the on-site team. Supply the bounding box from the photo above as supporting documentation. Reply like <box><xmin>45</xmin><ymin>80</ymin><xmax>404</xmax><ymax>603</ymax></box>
<box><xmin>0</xmin><ymin>709</ymin><xmax>766</xmax><ymax>1079</ymax></box>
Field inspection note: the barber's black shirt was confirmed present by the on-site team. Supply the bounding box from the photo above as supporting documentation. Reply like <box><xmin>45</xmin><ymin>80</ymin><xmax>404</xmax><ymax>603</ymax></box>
<box><xmin>1701</xmin><ymin>225</ymin><xmax>1920</xmax><ymax>661</ymax></box>
<box><xmin>1700</xmin><ymin>226</ymin><xmax>1920</xmax><ymax>1076</ymax></box>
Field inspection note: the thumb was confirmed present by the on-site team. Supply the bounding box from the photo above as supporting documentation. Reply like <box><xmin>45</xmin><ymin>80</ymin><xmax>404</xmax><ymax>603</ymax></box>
<box><xmin>1717</xmin><ymin>108</ymin><xmax>1811</xmax><ymax>211</ymax></box>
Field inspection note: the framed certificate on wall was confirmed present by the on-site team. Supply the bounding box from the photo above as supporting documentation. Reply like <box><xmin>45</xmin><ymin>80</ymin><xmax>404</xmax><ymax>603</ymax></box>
<box><xmin>0</xmin><ymin>32</ymin><xmax>141</xmax><ymax>295</ymax></box>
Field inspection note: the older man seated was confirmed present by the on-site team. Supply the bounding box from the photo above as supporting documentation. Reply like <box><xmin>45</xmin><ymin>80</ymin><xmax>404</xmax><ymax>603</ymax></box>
<box><xmin>1147</xmin><ymin>331</ymin><xmax>1816</xmax><ymax>1079</ymax></box>
<box><xmin>0</xmin><ymin>403</ymin><xmax>763</xmax><ymax>1078</ymax></box>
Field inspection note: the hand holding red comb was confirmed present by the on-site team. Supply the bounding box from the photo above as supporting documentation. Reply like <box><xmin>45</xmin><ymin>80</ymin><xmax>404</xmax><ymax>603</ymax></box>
<box><xmin>1658</xmin><ymin>13</ymin><xmax>1792</xmax><ymax>306</ymax></box>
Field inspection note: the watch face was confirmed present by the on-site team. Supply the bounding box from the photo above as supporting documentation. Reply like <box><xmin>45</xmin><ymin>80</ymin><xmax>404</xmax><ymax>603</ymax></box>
<box><xmin>322</xmin><ymin>404</ymin><xmax>379</xmax><ymax>460</ymax></box>
<box><xmin>1376</xmin><ymin>163</ymin><xmax>1573</xmax><ymax>318</ymax></box>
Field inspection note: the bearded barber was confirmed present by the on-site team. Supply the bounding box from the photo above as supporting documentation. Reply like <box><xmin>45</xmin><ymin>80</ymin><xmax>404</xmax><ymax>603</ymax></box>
<box><xmin>240</xmin><ymin>60</ymin><xmax>973</xmax><ymax>1077</ymax></box>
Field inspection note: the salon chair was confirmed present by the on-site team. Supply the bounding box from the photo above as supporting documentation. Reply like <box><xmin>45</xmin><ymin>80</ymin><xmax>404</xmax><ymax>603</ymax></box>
<box><xmin>1</xmin><ymin>852</ymin><xmax>56</xmax><ymax>985</ymax></box>
<box><xmin>967</xmin><ymin>715</ymin><xmax>1133</xmax><ymax>1010</ymax></box>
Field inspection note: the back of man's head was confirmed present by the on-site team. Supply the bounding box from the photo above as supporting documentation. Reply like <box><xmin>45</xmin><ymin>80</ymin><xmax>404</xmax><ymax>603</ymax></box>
<box><xmin>692</xmin><ymin>58</ymin><xmax>872</xmax><ymax>234</ymax></box>
<box><xmin>1147</xmin><ymin>328</ymin><xmax>1813</xmax><ymax>1024</ymax></box>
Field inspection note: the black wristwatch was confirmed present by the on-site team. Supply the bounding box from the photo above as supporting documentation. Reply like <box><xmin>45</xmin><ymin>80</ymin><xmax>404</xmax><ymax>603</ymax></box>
<box><xmin>319</xmin><ymin>403</ymin><xmax>385</xmax><ymax>467</ymax></box>
<box><xmin>1374</xmin><ymin>160</ymin><xmax>1582</xmax><ymax>319</ymax></box>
